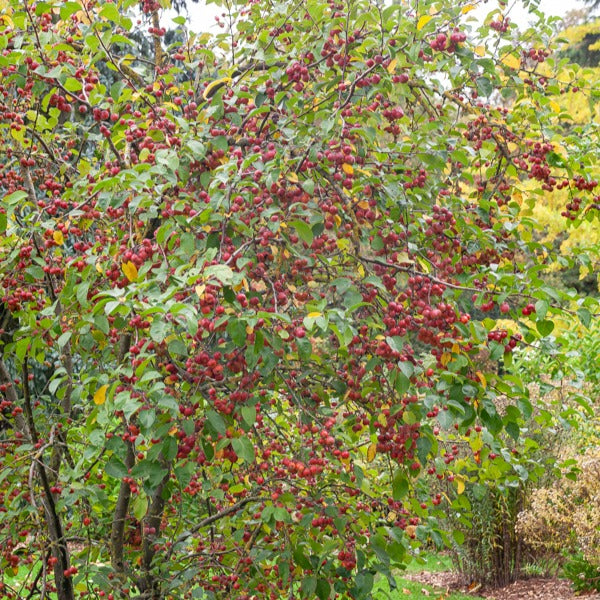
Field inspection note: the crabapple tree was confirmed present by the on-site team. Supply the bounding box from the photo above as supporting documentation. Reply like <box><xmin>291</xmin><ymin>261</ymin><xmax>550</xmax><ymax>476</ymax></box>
<box><xmin>0</xmin><ymin>0</ymin><xmax>598</xmax><ymax>598</ymax></box>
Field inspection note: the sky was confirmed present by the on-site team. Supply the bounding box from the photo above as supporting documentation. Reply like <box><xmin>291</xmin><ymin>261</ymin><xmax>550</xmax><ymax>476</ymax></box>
<box><xmin>164</xmin><ymin>0</ymin><xmax>590</xmax><ymax>33</ymax></box>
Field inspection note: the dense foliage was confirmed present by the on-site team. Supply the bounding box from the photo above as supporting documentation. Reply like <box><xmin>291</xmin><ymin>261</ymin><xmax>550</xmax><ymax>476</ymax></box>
<box><xmin>0</xmin><ymin>0</ymin><xmax>598</xmax><ymax>599</ymax></box>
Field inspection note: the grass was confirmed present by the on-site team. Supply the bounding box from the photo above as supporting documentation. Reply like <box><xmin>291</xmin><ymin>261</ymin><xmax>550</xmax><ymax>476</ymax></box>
<box><xmin>373</xmin><ymin>552</ymin><xmax>485</xmax><ymax>600</ymax></box>
<box><xmin>404</xmin><ymin>551</ymin><xmax>454</xmax><ymax>573</ymax></box>
<box><xmin>375</xmin><ymin>577</ymin><xmax>483</xmax><ymax>600</ymax></box>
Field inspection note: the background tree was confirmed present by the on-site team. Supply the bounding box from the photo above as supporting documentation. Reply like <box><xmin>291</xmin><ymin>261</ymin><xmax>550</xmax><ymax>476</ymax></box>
<box><xmin>0</xmin><ymin>0</ymin><xmax>598</xmax><ymax>599</ymax></box>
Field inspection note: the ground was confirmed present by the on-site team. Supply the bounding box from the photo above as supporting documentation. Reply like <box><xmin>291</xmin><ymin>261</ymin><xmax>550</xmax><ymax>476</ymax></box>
<box><xmin>406</xmin><ymin>569</ymin><xmax>600</xmax><ymax>599</ymax></box>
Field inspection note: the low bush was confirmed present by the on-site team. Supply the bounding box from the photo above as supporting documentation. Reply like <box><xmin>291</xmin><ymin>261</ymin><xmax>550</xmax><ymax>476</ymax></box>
<box><xmin>517</xmin><ymin>449</ymin><xmax>600</xmax><ymax>568</ymax></box>
<box><xmin>562</xmin><ymin>554</ymin><xmax>600</xmax><ymax>594</ymax></box>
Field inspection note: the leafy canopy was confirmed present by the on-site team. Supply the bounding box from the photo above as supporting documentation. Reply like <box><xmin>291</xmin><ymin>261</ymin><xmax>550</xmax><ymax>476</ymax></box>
<box><xmin>0</xmin><ymin>0</ymin><xmax>598</xmax><ymax>599</ymax></box>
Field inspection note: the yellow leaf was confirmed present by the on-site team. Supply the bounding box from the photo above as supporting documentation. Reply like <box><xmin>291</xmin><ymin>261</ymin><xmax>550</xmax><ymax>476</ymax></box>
<box><xmin>195</xmin><ymin>284</ymin><xmax>206</xmax><ymax>298</ymax></box>
<box><xmin>93</xmin><ymin>384</ymin><xmax>109</xmax><ymax>406</ymax></box>
<box><xmin>367</xmin><ymin>442</ymin><xmax>377</xmax><ymax>462</ymax></box>
<box><xmin>287</xmin><ymin>172</ymin><xmax>299</xmax><ymax>183</ymax></box>
<box><xmin>387</xmin><ymin>57</ymin><xmax>398</xmax><ymax>73</ymax></box>
<box><xmin>337</xmin><ymin>238</ymin><xmax>351</xmax><ymax>251</ymax></box>
<box><xmin>357</xmin><ymin>200</ymin><xmax>370</xmax><ymax>209</ymax></box>
<box><xmin>461</xmin><ymin>3</ymin><xmax>476</xmax><ymax>13</ymax></box>
<box><xmin>53</xmin><ymin>230</ymin><xmax>64</xmax><ymax>245</ymax></box>
<box><xmin>234</xmin><ymin>278</ymin><xmax>249</xmax><ymax>292</ymax></box>
<box><xmin>416</xmin><ymin>256</ymin><xmax>431</xmax><ymax>274</ymax></box>
<box><xmin>417</xmin><ymin>15</ymin><xmax>432</xmax><ymax>30</ymax></box>
<box><xmin>202</xmin><ymin>76</ymin><xmax>232</xmax><ymax>100</ymax></box>
<box><xmin>549</xmin><ymin>100</ymin><xmax>561</xmax><ymax>113</ymax></box>
<box><xmin>476</xmin><ymin>371</ymin><xmax>487</xmax><ymax>388</ymax></box>
<box><xmin>307</xmin><ymin>311</ymin><xmax>322</xmax><ymax>318</ymax></box>
<box><xmin>246</xmin><ymin>325</ymin><xmax>254</xmax><ymax>335</ymax></box>
<box><xmin>396</xmin><ymin>252</ymin><xmax>413</xmax><ymax>264</ymax></box>
<box><xmin>122</xmin><ymin>261</ymin><xmax>138</xmax><ymax>282</ymax></box>
<box><xmin>169</xmin><ymin>426</ymin><xmax>178</xmax><ymax>436</ymax></box>
<box><xmin>474</xmin><ymin>45</ymin><xmax>486</xmax><ymax>57</ymax></box>
<box><xmin>501</xmin><ymin>54</ymin><xmax>520</xmax><ymax>70</ymax></box>
<box><xmin>378</xmin><ymin>412</ymin><xmax>387</xmax><ymax>427</ymax></box>
<box><xmin>456</xmin><ymin>477</ymin><xmax>465</xmax><ymax>495</ymax></box>
<box><xmin>387</xmin><ymin>511</ymin><xmax>397</xmax><ymax>522</ymax></box>
<box><xmin>440</xmin><ymin>352</ymin><xmax>451</xmax><ymax>367</ymax></box>
<box><xmin>342</xmin><ymin>163</ymin><xmax>354</xmax><ymax>175</ymax></box>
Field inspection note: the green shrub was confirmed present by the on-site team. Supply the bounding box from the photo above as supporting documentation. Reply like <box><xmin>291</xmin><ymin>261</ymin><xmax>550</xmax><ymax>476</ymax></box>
<box><xmin>562</xmin><ymin>554</ymin><xmax>600</xmax><ymax>593</ymax></box>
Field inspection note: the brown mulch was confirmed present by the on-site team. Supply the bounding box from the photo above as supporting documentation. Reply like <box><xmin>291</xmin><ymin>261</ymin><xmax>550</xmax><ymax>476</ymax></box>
<box><xmin>404</xmin><ymin>570</ymin><xmax>600</xmax><ymax>599</ymax></box>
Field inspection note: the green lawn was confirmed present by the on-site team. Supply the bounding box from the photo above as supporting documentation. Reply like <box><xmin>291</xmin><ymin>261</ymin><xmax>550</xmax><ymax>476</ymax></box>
<box><xmin>404</xmin><ymin>552</ymin><xmax>454</xmax><ymax>573</ymax></box>
<box><xmin>374</xmin><ymin>552</ymin><xmax>484</xmax><ymax>600</ymax></box>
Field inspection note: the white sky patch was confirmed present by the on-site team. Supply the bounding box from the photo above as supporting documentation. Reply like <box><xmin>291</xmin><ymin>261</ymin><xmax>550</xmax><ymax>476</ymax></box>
<box><xmin>163</xmin><ymin>0</ymin><xmax>590</xmax><ymax>34</ymax></box>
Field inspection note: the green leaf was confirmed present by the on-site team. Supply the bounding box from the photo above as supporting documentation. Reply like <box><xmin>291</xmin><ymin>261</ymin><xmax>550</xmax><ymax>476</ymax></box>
<box><xmin>206</xmin><ymin>410</ymin><xmax>226</xmax><ymax>435</ymax></box>
<box><xmin>293</xmin><ymin>546</ymin><xmax>312</xmax><ymax>570</ymax></box>
<box><xmin>301</xmin><ymin>575</ymin><xmax>317</xmax><ymax>598</ymax></box>
<box><xmin>301</xmin><ymin>179</ymin><xmax>315</xmax><ymax>195</ymax></box>
<box><xmin>534</xmin><ymin>300</ymin><xmax>549</xmax><ymax>319</ymax></box>
<box><xmin>476</xmin><ymin>76</ymin><xmax>493</xmax><ymax>97</ymax></box>
<box><xmin>150</xmin><ymin>319</ymin><xmax>169</xmax><ymax>343</ymax></box>
<box><xmin>289</xmin><ymin>220</ymin><xmax>314</xmax><ymax>245</ymax></box>
<box><xmin>57</xmin><ymin>331</ymin><xmax>72</xmax><ymax>348</ymax></box>
<box><xmin>297</xmin><ymin>337</ymin><xmax>312</xmax><ymax>361</ymax></box>
<box><xmin>416</xmin><ymin>435</ymin><xmax>432</xmax><ymax>465</ymax></box>
<box><xmin>481</xmin><ymin>409</ymin><xmax>502</xmax><ymax>435</ymax></box>
<box><xmin>4</xmin><ymin>190</ymin><xmax>28</xmax><ymax>205</ymax></box>
<box><xmin>316</xmin><ymin>578</ymin><xmax>331</xmax><ymax>600</ymax></box>
<box><xmin>131</xmin><ymin>460</ymin><xmax>169</xmax><ymax>488</ymax></box>
<box><xmin>452</xmin><ymin>529</ymin><xmax>465</xmax><ymax>545</ymax></box>
<box><xmin>231</xmin><ymin>436</ymin><xmax>255</xmax><ymax>463</ymax></box>
<box><xmin>392</xmin><ymin>470</ymin><xmax>409</xmax><ymax>500</ymax></box>
<box><xmin>505</xmin><ymin>421</ymin><xmax>520</xmax><ymax>441</ymax></box>
<box><xmin>394</xmin><ymin>372</ymin><xmax>410</xmax><ymax>395</ymax></box>
<box><xmin>227</xmin><ymin>319</ymin><xmax>247</xmax><ymax>347</ymax></box>
<box><xmin>546</xmin><ymin>152</ymin><xmax>566</xmax><ymax>168</ymax></box>
<box><xmin>241</xmin><ymin>405</ymin><xmax>256</xmax><ymax>428</ymax></box>
<box><xmin>60</xmin><ymin>1</ymin><xmax>82</xmax><ymax>19</ymax></box>
<box><xmin>133</xmin><ymin>494</ymin><xmax>148</xmax><ymax>520</ymax></box>
<box><xmin>100</xmin><ymin>3</ymin><xmax>121</xmax><ymax>22</ymax></box>
<box><xmin>577</xmin><ymin>308</ymin><xmax>592</xmax><ymax>328</ymax></box>
<box><xmin>204</xmin><ymin>264</ymin><xmax>234</xmax><ymax>285</ymax></box>
<box><xmin>105</xmin><ymin>456</ymin><xmax>128</xmax><ymax>480</ymax></box>
<box><xmin>354</xmin><ymin>571</ymin><xmax>374</xmax><ymax>597</ymax></box>
<box><xmin>536</xmin><ymin>319</ymin><xmax>554</xmax><ymax>337</ymax></box>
